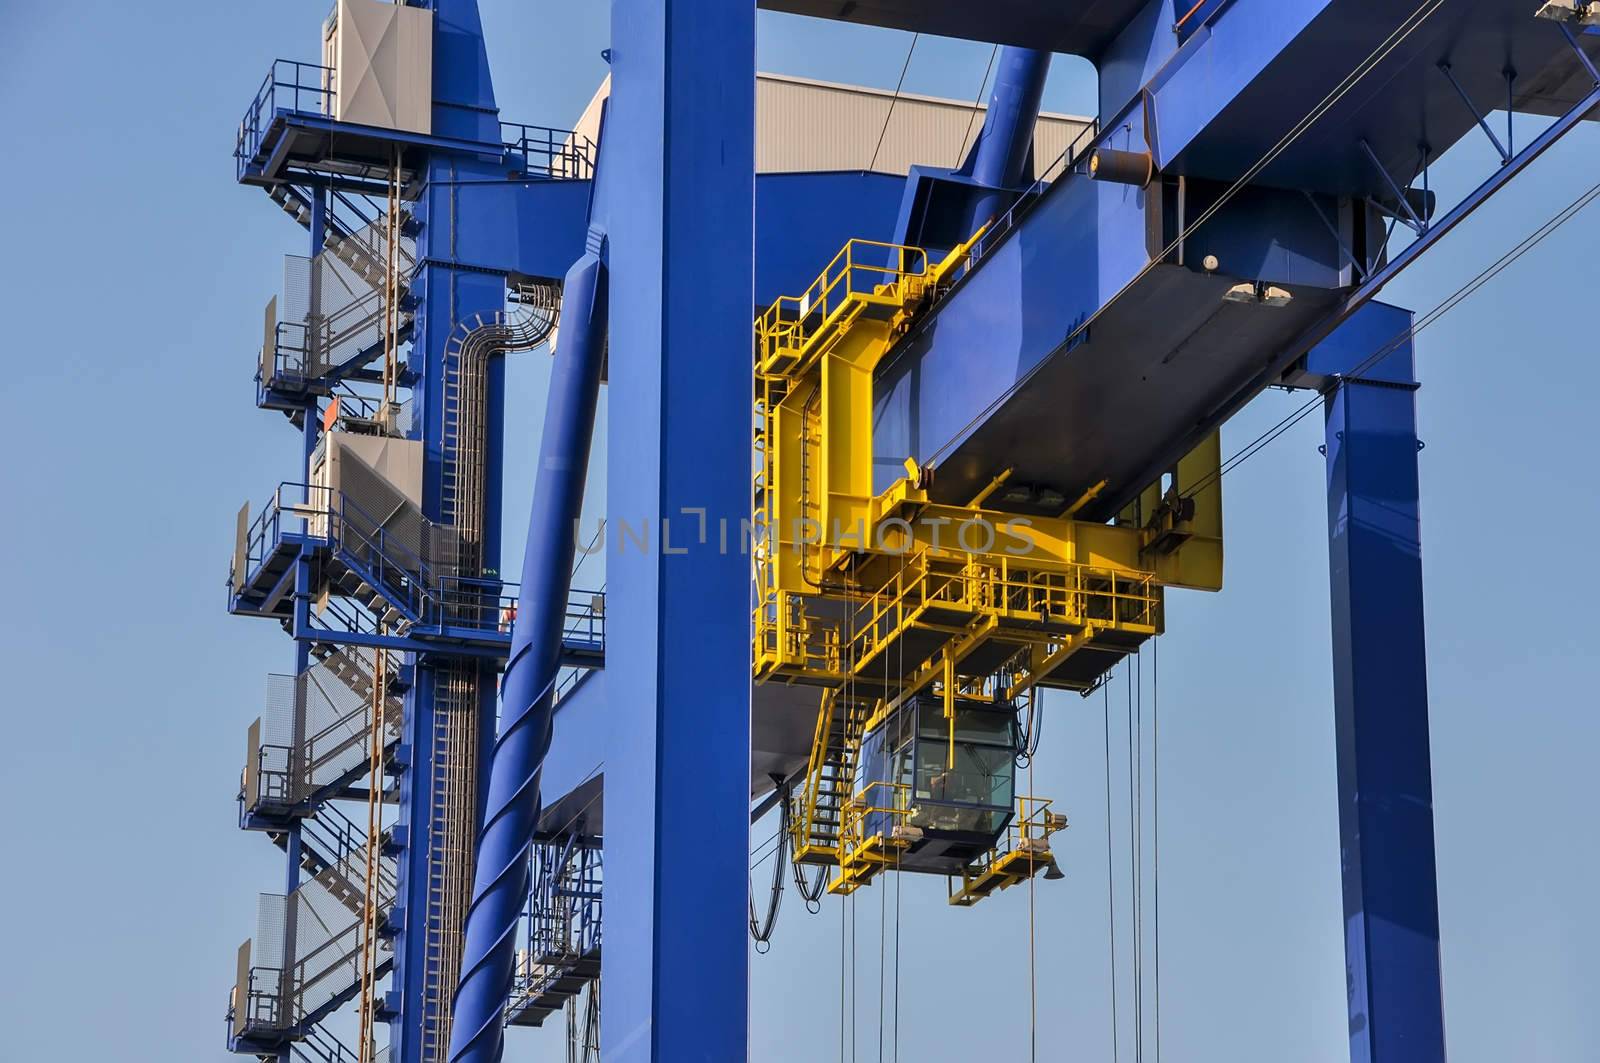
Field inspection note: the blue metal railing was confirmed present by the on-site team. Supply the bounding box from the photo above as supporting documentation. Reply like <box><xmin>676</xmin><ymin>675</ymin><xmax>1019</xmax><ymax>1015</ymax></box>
<box><xmin>233</xmin><ymin>482</ymin><xmax>606</xmax><ymax>651</ymax></box>
<box><xmin>236</xmin><ymin>57</ymin><xmax>595</xmax><ymax>184</ymax></box>
<box><xmin>237</xmin><ymin>60</ymin><xmax>336</xmax><ymax>175</ymax></box>
<box><xmin>499</xmin><ymin>122</ymin><xmax>596</xmax><ymax>180</ymax></box>
<box><xmin>967</xmin><ymin>118</ymin><xmax>1101</xmax><ymax>266</ymax></box>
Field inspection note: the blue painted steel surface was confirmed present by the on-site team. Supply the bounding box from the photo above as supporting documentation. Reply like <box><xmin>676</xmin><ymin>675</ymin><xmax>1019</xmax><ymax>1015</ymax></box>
<box><xmin>757</xmin><ymin>0</ymin><xmax>1152</xmax><ymax>58</ymax></box>
<box><xmin>1316</xmin><ymin>304</ymin><xmax>1446</xmax><ymax>1063</ymax></box>
<box><xmin>600</xmin><ymin>1</ymin><xmax>754</xmax><ymax>1057</ymax></box>
<box><xmin>397</xmin><ymin>169</ymin><xmax>908</xmax><ymax>300</ymax></box>
<box><xmin>1114</xmin><ymin>71</ymin><xmax>1600</xmax><ymax>510</ymax></box>
<box><xmin>393</xmin><ymin>168</ymin><xmax>507</xmax><ymax>1063</ymax></box>
<box><xmin>450</xmin><ymin>250</ymin><xmax>609</xmax><ymax>1063</ymax></box>
<box><xmin>1149</xmin><ymin>0</ymin><xmax>1600</xmax><ymax>194</ymax></box>
<box><xmin>221</xmin><ymin>0</ymin><xmax>1600</xmax><ymax>1057</ymax></box>
<box><xmin>874</xmin><ymin>0</ymin><xmax>1600</xmax><ymax>522</ymax></box>
<box><xmin>536</xmin><ymin>671</ymin><xmax>607</xmax><ymax>836</ymax></box>
<box><xmin>756</xmin><ymin>171</ymin><xmax>906</xmax><ymax>304</ymax></box>
<box><xmin>964</xmin><ymin>48</ymin><xmax>1051</xmax><ymax>232</ymax></box>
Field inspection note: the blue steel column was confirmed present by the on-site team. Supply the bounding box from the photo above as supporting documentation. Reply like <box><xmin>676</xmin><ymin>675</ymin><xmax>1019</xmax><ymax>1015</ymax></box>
<box><xmin>1316</xmin><ymin>306</ymin><xmax>1447</xmax><ymax>1063</ymax></box>
<box><xmin>279</xmin><ymin>186</ymin><xmax>328</xmax><ymax>1063</ymax></box>
<box><xmin>394</xmin><ymin>197</ymin><xmax>506</xmax><ymax>1063</ymax></box>
<box><xmin>965</xmin><ymin>47</ymin><xmax>1050</xmax><ymax>232</ymax></box>
<box><xmin>387</xmin><ymin>6</ymin><xmax>510</xmax><ymax>1056</ymax></box>
<box><xmin>449</xmin><ymin>249</ymin><xmax>609</xmax><ymax>1063</ymax></box>
<box><xmin>603</xmin><ymin>1</ymin><xmax>754</xmax><ymax>1058</ymax></box>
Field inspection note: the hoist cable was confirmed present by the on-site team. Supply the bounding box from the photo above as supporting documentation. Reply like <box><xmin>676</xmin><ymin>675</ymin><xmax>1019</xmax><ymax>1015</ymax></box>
<box><xmin>954</xmin><ymin>45</ymin><xmax>1002</xmax><ymax>167</ymax></box>
<box><xmin>1028</xmin><ymin>756</ymin><xmax>1039</xmax><ymax>1063</ymax></box>
<box><xmin>1104</xmin><ymin>681</ymin><xmax>1122</xmax><ymax>1063</ymax></box>
<box><xmin>1153</xmin><ymin>639</ymin><xmax>1163</xmax><ymax>1062</ymax></box>
<box><xmin>868</xmin><ymin>34</ymin><xmax>920</xmax><ymax>174</ymax></box>
<box><xmin>893</xmin><ymin>846</ymin><xmax>902</xmax><ymax>1062</ymax></box>
<box><xmin>1133</xmin><ymin>654</ymin><xmax>1144</xmax><ymax>1063</ymax></box>
<box><xmin>878</xmin><ymin>842</ymin><xmax>887</xmax><ymax>1063</ymax></box>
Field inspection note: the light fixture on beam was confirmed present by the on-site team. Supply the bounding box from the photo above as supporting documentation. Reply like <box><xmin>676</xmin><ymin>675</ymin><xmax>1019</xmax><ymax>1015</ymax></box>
<box><xmin>1536</xmin><ymin>1</ymin><xmax>1600</xmax><ymax>24</ymax></box>
<box><xmin>1223</xmin><ymin>282</ymin><xmax>1294</xmax><ymax>307</ymax></box>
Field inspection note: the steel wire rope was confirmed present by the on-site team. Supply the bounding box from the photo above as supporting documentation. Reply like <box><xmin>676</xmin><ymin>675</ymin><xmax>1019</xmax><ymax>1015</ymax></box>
<box><xmin>853</xmin><ymin>146</ymin><xmax>1600</xmax><ymax>1063</ymax></box>
<box><xmin>878</xmin><ymin>545</ymin><xmax>896</xmax><ymax>1063</ymax></box>
<box><xmin>892</xmin><ymin>844</ymin><xmax>901</xmax><ymax>1063</ymax></box>
<box><xmin>1153</xmin><ymin>638</ymin><xmax>1162</xmax><ymax>1063</ymax></box>
<box><xmin>912</xmin><ymin>0</ymin><xmax>1448</xmax><ymax>474</ymax></box>
<box><xmin>891</xmin><ymin>546</ymin><xmax>907</xmax><ymax>1062</ymax></box>
<box><xmin>1103</xmin><ymin>680</ymin><xmax>1122</xmax><ymax>1063</ymax></box>
<box><xmin>868</xmin><ymin>35</ymin><xmax>920</xmax><ymax>174</ymax></box>
<box><xmin>1027</xmin><ymin>754</ymin><xmax>1038</xmax><ymax>1063</ymax></box>
<box><xmin>840</xmin><ymin>888</ymin><xmax>848</xmax><ymax>1063</ymax></box>
<box><xmin>1177</xmin><ymin>172</ymin><xmax>1600</xmax><ymax>504</ymax></box>
<box><xmin>954</xmin><ymin>46</ymin><xmax>1002</xmax><ymax>167</ymax></box>
<box><xmin>878</xmin><ymin>821</ymin><xmax>887</xmax><ymax>1063</ymax></box>
<box><xmin>848</xmin><ymin>556</ymin><xmax>860</xmax><ymax>1063</ymax></box>
<box><xmin>1126</xmin><ymin>657</ymin><xmax>1142</xmax><ymax>1063</ymax></box>
<box><xmin>568</xmin><ymin>519</ymin><xmax>607</xmax><ymax>584</ymax></box>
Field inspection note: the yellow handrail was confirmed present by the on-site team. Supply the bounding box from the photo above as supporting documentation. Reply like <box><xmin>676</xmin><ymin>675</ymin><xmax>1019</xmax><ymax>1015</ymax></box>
<box><xmin>754</xmin><ymin>239</ymin><xmax>931</xmax><ymax>373</ymax></box>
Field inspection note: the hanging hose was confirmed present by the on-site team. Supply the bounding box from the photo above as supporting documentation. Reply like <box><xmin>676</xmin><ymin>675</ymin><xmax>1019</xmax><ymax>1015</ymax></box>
<box><xmin>1015</xmin><ymin>687</ymin><xmax>1044</xmax><ymax>767</ymax></box>
<box><xmin>792</xmin><ymin>856</ymin><xmax>829</xmax><ymax>915</ymax></box>
<box><xmin>448</xmin><ymin>248</ymin><xmax>609</xmax><ymax>1063</ymax></box>
<box><xmin>749</xmin><ymin>787</ymin><xmax>790</xmax><ymax>951</ymax></box>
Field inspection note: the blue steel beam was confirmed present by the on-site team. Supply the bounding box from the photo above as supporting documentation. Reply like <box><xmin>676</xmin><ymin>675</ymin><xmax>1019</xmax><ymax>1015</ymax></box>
<box><xmin>387</xmin><ymin>6</ymin><xmax>518</xmax><ymax>1060</ymax></box>
<box><xmin>599</xmin><ymin>1</ymin><xmax>754</xmax><ymax>1057</ymax></box>
<box><xmin>1113</xmin><ymin>72</ymin><xmax>1600</xmax><ymax>511</ymax></box>
<box><xmin>875</xmin><ymin>1</ymin><xmax>1600</xmax><ymax>522</ymax></box>
<box><xmin>1312</xmin><ymin>304</ymin><xmax>1446</xmax><ymax>1062</ymax></box>
<box><xmin>449</xmin><ymin>249</ymin><xmax>609</xmax><ymax>1063</ymax></box>
<box><xmin>757</xmin><ymin>0</ymin><xmax>1150</xmax><ymax>57</ymax></box>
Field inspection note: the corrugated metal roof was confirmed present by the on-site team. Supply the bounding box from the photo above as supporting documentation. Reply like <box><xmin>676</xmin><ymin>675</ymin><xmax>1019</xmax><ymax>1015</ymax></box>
<box><xmin>569</xmin><ymin>73</ymin><xmax>1092</xmax><ymax>179</ymax></box>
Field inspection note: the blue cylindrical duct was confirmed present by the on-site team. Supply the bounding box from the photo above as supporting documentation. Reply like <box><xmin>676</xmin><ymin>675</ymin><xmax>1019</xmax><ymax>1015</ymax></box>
<box><xmin>966</xmin><ymin>47</ymin><xmax>1052</xmax><ymax>233</ymax></box>
<box><xmin>448</xmin><ymin>250</ymin><xmax>609</xmax><ymax>1063</ymax></box>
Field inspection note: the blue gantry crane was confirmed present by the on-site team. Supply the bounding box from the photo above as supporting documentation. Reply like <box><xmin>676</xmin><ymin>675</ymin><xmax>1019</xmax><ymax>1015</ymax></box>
<box><xmin>220</xmin><ymin>2</ymin><xmax>1600</xmax><ymax>1061</ymax></box>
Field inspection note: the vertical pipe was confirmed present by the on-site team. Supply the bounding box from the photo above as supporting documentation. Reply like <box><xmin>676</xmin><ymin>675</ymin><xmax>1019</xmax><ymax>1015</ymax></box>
<box><xmin>966</xmin><ymin>47</ymin><xmax>1052</xmax><ymax>232</ymax></box>
<box><xmin>279</xmin><ymin>187</ymin><xmax>327</xmax><ymax>1063</ymax></box>
<box><xmin>448</xmin><ymin>250</ymin><xmax>609</xmax><ymax>1063</ymax></box>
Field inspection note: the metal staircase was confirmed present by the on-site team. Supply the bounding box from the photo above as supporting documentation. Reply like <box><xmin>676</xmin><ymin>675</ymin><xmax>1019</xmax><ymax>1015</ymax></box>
<box><xmin>232</xmin><ymin>808</ymin><xmax>398</xmax><ymax>1046</ymax></box>
<box><xmin>227</xmin><ymin>29</ymin><xmax>600</xmax><ymax>1063</ymax></box>
<box><xmin>243</xmin><ymin>645</ymin><xmax>404</xmax><ymax>819</ymax></box>
<box><xmin>791</xmin><ymin>688</ymin><xmax>878</xmax><ymax>864</ymax></box>
<box><xmin>258</xmin><ymin>185</ymin><xmax>419</xmax><ymax>412</ymax></box>
<box><xmin>273</xmin><ymin>805</ymin><xmax>399</xmax><ymax>920</ymax></box>
<box><xmin>506</xmin><ymin>838</ymin><xmax>603</xmax><ymax>1029</ymax></box>
<box><xmin>229</xmin><ymin>480</ymin><xmax>606</xmax><ymax>661</ymax></box>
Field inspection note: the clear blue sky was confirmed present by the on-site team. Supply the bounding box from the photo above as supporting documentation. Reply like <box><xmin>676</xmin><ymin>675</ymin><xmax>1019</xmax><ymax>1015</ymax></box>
<box><xmin>1</xmin><ymin>3</ymin><xmax>1596</xmax><ymax>1061</ymax></box>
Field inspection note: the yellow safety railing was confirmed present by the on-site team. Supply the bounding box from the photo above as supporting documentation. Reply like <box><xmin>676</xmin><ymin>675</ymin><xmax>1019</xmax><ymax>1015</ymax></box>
<box><xmin>947</xmin><ymin>794</ymin><xmax>1067</xmax><ymax>906</ymax></box>
<box><xmin>754</xmin><ymin>239</ymin><xmax>931</xmax><ymax>376</ymax></box>
<box><xmin>790</xmin><ymin>687</ymin><xmax>878</xmax><ymax>862</ymax></box>
<box><xmin>1010</xmin><ymin>795</ymin><xmax>1064</xmax><ymax>847</ymax></box>
<box><xmin>840</xmin><ymin>780</ymin><xmax>912</xmax><ymax>848</ymax></box>
<box><xmin>844</xmin><ymin>550</ymin><xmax>1161</xmax><ymax>674</ymax></box>
<box><xmin>833</xmin><ymin>780</ymin><xmax>914</xmax><ymax>893</ymax></box>
<box><xmin>753</xmin><ymin>586</ymin><xmax>843</xmax><ymax>680</ymax></box>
